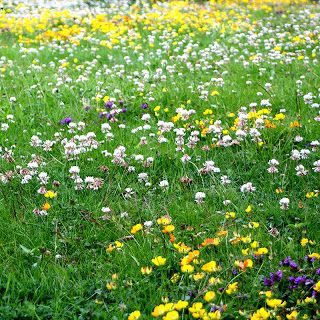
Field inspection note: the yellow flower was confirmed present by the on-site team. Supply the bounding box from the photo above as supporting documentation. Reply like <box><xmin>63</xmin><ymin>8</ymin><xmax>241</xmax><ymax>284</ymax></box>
<box><xmin>226</xmin><ymin>211</ymin><xmax>236</xmax><ymax>219</ymax></box>
<box><xmin>274</xmin><ymin>113</ymin><xmax>285</xmax><ymax>121</ymax></box>
<box><xmin>250</xmin><ymin>308</ymin><xmax>270</xmax><ymax>320</ymax></box>
<box><xmin>308</xmin><ymin>253</ymin><xmax>320</xmax><ymax>260</ymax></box>
<box><xmin>170</xmin><ymin>273</ymin><xmax>180</xmax><ymax>283</ymax></box>
<box><xmin>157</xmin><ymin>216</ymin><xmax>172</xmax><ymax>225</ymax></box>
<box><xmin>249</xmin><ymin>222</ymin><xmax>260</xmax><ymax>229</ymax></box>
<box><xmin>128</xmin><ymin>310</ymin><xmax>141</xmax><ymax>320</ymax></box>
<box><xmin>234</xmin><ymin>259</ymin><xmax>253</xmax><ymax>270</ymax></box>
<box><xmin>254</xmin><ymin>247</ymin><xmax>268</xmax><ymax>255</ymax></box>
<box><xmin>154</xmin><ymin>105</ymin><xmax>161</xmax><ymax>112</ymax></box>
<box><xmin>163</xmin><ymin>310</ymin><xmax>179</xmax><ymax>320</ymax></box>
<box><xmin>202</xmin><ymin>261</ymin><xmax>220</xmax><ymax>273</ymax></box>
<box><xmin>41</xmin><ymin>202</ymin><xmax>51</xmax><ymax>211</ymax></box>
<box><xmin>162</xmin><ymin>224</ymin><xmax>175</xmax><ymax>233</ymax></box>
<box><xmin>226</xmin><ymin>282</ymin><xmax>238</xmax><ymax>295</ymax></box>
<box><xmin>201</xmin><ymin>238</ymin><xmax>220</xmax><ymax>247</ymax></box>
<box><xmin>251</xmin><ymin>241</ymin><xmax>259</xmax><ymax>248</ymax></box>
<box><xmin>245</xmin><ymin>205</ymin><xmax>252</xmax><ymax>213</ymax></box>
<box><xmin>131</xmin><ymin>223</ymin><xmax>143</xmax><ymax>234</ymax></box>
<box><xmin>106</xmin><ymin>281</ymin><xmax>117</xmax><ymax>290</ymax></box>
<box><xmin>193</xmin><ymin>272</ymin><xmax>205</xmax><ymax>281</ymax></box>
<box><xmin>208</xmin><ymin>310</ymin><xmax>221</xmax><ymax>319</ymax></box>
<box><xmin>152</xmin><ymin>256</ymin><xmax>166</xmax><ymax>266</ymax></box>
<box><xmin>203</xmin><ymin>291</ymin><xmax>216</xmax><ymax>302</ymax></box>
<box><xmin>181</xmin><ymin>264</ymin><xmax>194</xmax><ymax>273</ymax></box>
<box><xmin>314</xmin><ymin>280</ymin><xmax>320</xmax><ymax>292</ymax></box>
<box><xmin>300</xmin><ymin>238</ymin><xmax>309</xmax><ymax>246</ymax></box>
<box><xmin>141</xmin><ymin>266</ymin><xmax>153</xmax><ymax>275</ymax></box>
<box><xmin>188</xmin><ymin>302</ymin><xmax>203</xmax><ymax>314</ymax></box>
<box><xmin>103</xmin><ymin>95</ymin><xmax>110</xmax><ymax>103</ymax></box>
<box><xmin>304</xmin><ymin>296</ymin><xmax>316</xmax><ymax>303</ymax></box>
<box><xmin>151</xmin><ymin>304</ymin><xmax>166</xmax><ymax>317</ymax></box>
<box><xmin>44</xmin><ymin>190</ymin><xmax>57</xmax><ymax>198</ymax></box>
<box><xmin>174</xmin><ymin>300</ymin><xmax>188</xmax><ymax>311</ymax></box>
<box><xmin>286</xmin><ymin>310</ymin><xmax>299</xmax><ymax>320</ymax></box>
<box><xmin>266</xmin><ymin>299</ymin><xmax>286</xmax><ymax>308</ymax></box>
<box><xmin>210</xmin><ymin>90</ymin><xmax>219</xmax><ymax>96</ymax></box>
<box><xmin>242</xmin><ymin>248</ymin><xmax>250</xmax><ymax>256</ymax></box>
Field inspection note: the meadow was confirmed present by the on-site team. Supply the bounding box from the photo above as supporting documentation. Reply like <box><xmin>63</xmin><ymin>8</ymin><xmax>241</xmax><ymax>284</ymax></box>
<box><xmin>0</xmin><ymin>0</ymin><xmax>320</xmax><ymax>319</ymax></box>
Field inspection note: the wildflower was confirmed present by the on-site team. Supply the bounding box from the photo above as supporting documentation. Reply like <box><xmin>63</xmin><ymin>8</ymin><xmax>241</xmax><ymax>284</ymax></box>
<box><xmin>251</xmin><ymin>308</ymin><xmax>270</xmax><ymax>320</ymax></box>
<box><xmin>234</xmin><ymin>259</ymin><xmax>253</xmax><ymax>270</ymax></box>
<box><xmin>128</xmin><ymin>310</ymin><xmax>141</xmax><ymax>320</ymax></box>
<box><xmin>41</xmin><ymin>202</ymin><xmax>51</xmax><ymax>211</ymax></box>
<box><xmin>106</xmin><ymin>282</ymin><xmax>117</xmax><ymax>290</ymax></box>
<box><xmin>274</xmin><ymin>113</ymin><xmax>285</xmax><ymax>121</ymax></box>
<box><xmin>131</xmin><ymin>224</ymin><xmax>143</xmax><ymax>234</ymax></box>
<box><xmin>301</xmin><ymin>238</ymin><xmax>309</xmax><ymax>246</ymax></box>
<box><xmin>152</xmin><ymin>256</ymin><xmax>166</xmax><ymax>266</ymax></box>
<box><xmin>202</xmin><ymin>261</ymin><xmax>220</xmax><ymax>273</ymax></box>
<box><xmin>286</xmin><ymin>311</ymin><xmax>299</xmax><ymax>320</ymax></box>
<box><xmin>181</xmin><ymin>264</ymin><xmax>194</xmax><ymax>273</ymax></box>
<box><xmin>201</xmin><ymin>238</ymin><xmax>220</xmax><ymax>247</ymax></box>
<box><xmin>60</xmin><ymin>117</ymin><xmax>72</xmax><ymax>124</ymax></box>
<box><xmin>163</xmin><ymin>310</ymin><xmax>179</xmax><ymax>320</ymax></box>
<box><xmin>204</xmin><ymin>291</ymin><xmax>216</xmax><ymax>302</ymax></box>
<box><xmin>141</xmin><ymin>266</ymin><xmax>153</xmax><ymax>275</ymax></box>
<box><xmin>240</xmin><ymin>182</ymin><xmax>256</xmax><ymax>193</ymax></box>
<box><xmin>226</xmin><ymin>282</ymin><xmax>238</xmax><ymax>295</ymax></box>
<box><xmin>195</xmin><ymin>192</ymin><xmax>206</xmax><ymax>204</ymax></box>
<box><xmin>208</xmin><ymin>310</ymin><xmax>221</xmax><ymax>319</ymax></box>
<box><xmin>254</xmin><ymin>247</ymin><xmax>269</xmax><ymax>256</ymax></box>
<box><xmin>159</xmin><ymin>180</ymin><xmax>169</xmax><ymax>189</ymax></box>
<box><xmin>162</xmin><ymin>224</ymin><xmax>175</xmax><ymax>233</ymax></box>
<box><xmin>44</xmin><ymin>190</ymin><xmax>57</xmax><ymax>198</ymax></box>
<box><xmin>174</xmin><ymin>300</ymin><xmax>188</xmax><ymax>311</ymax></box>
<box><xmin>279</xmin><ymin>197</ymin><xmax>290</xmax><ymax>210</ymax></box>
<box><xmin>266</xmin><ymin>299</ymin><xmax>286</xmax><ymax>308</ymax></box>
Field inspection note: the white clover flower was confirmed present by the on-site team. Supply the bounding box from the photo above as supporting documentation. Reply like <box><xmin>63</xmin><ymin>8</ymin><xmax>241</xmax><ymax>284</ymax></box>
<box><xmin>240</xmin><ymin>182</ymin><xmax>256</xmax><ymax>193</ymax></box>
<box><xmin>195</xmin><ymin>192</ymin><xmax>206</xmax><ymax>204</ymax></box>
<box><xmin>159</xmin><ymin>180</ymin><xmax>169</xmax><ymax>189</ymax></box>
<box><xmin>279</xmin><ymin>197</ymin><xmax>290</xmax><ymax>210</ymax></box>
<box><xmin>69</xmin><ymin>166</ymin><xmax>80</xmax><ymax>175</ymax></box>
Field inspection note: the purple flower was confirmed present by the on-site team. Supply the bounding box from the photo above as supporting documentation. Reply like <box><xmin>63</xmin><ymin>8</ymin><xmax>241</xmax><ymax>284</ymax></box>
<box><xmin>275</xmin><ymin>270</ymin><xmax>283</xmax><ymax>281</ymax></box>
<box><xmin>316</xmin><ymin>268</ymin><xmax>320</xmax><ymax>275</ymax></box>
<box><xmin>263</xmin><ymin>277</ymin><xmax>274</xmax><ymax>287</ymax></box>
<box><xmin>118</xmin><ymin>99</ymin><xmax>124</xmax><ymax>106</ymax></box>
<box><xmin>281</xmin><ymin>256</ymin><xmax>298</xmax><ymax>270</ymax></box>
<box><xmin>264</xmin><ymin>270</ymin><xmax>283</xmax><ymax>287</ymax></box>
<box><xmin>141</xmin><ymin>103</ymin><xmax>148</xmax><ymax>109</ymax></box>
<box><xmin>60</xmin><ymin>117</ymin><xmax>72</xmax><ymax>124</ymax></box>
<box><xmin>305</xmin><ymin>279</ymin><xmax>314</xmax><ymax>286</ymax></box>
<box><xmin>104</xmin><ymin>101</ymin><xmax>114</xmax><ymax>109</ymax></box>
<box><xmin>289</xmin><ymin>261</ymin><xmax>299</xmax><ymax>270</ymax></box>
<box><xmin>122</xmin><ymin>108</ymin><xmax>127</xmax><ymax>113</ymax></box>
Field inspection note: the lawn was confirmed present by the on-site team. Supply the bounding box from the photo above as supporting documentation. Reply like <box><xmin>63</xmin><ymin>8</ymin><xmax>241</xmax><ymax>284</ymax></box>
<box><xmin>0</xmin><ymin>0</ymin><xmax>319</xmax><ymax>319</ymax></box>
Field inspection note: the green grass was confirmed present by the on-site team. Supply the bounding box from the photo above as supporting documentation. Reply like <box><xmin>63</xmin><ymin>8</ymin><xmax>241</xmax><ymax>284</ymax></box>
<box><xmin>0</xmin><ymin>1</ymin><xmax>320</xmax><ymax>319</ymax></box>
